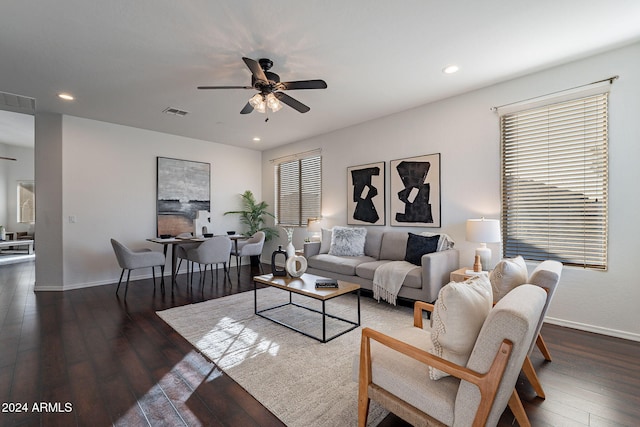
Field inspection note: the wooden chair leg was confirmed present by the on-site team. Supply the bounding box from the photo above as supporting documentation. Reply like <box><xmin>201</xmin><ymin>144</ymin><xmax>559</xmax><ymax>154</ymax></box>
<box><xmin>522</xmin><ymin>355</ymin><xmax>545</xmax><ymax>398</ymax></box>
<box><xmin>508</xmin><ymin>390</ymin><xmax>531</xmax><ymax>427</ymax></box>
<box><xmin>536</xmin><ymin>333</ymin><xmax>552</xmax><ymax>361</ymax></box>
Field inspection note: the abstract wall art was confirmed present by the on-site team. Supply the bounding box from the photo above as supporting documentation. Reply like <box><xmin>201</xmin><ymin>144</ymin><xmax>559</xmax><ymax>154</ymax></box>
<box><xmin>156</xmin><ymin>157</ymin><xmax>210</xmax><ymax>237</ymax></box>
<box><xmin>390</xmin><ymin>153</ymin><xmax>440</xmax><ymax>227</ymax></box>
<box><xmin>347</xmin><ymin>161</ymin><xmax>385</xmax><ymax>225</ymax></box>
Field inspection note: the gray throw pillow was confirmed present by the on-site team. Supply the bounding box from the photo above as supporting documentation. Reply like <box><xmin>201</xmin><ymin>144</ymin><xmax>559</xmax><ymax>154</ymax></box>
<box><xmin>328</xmin><ymin>226</ymin><xmax>367</xmax><ymax>256</ymax></box>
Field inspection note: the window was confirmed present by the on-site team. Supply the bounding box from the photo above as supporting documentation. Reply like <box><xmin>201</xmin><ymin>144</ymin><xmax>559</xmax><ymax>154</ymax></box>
<box><xmin>274</xmin><ymin>153</ymin><xmax>321</xmax><ymax>226</ymax></box>
<box><xmin>500</xmin><ymin>91</ymin><xmax>608</xmax><ymax>270</ymax></box>
<box><xmin>17</xmin><ymin>181</ymin><xmax>35</xmax><ymax>223</ymax></box>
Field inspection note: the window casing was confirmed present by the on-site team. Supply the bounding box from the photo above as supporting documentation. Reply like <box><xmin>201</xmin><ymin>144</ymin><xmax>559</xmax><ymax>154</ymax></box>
<box><xmin>500</xmin><ymin>92</ymin><xmax>608</xmax><ymax>270</ymax></box>
<box><xmin>274</xmin><ymin>154</ymin><xmax>321</xmax><ymax>226</ymax></box>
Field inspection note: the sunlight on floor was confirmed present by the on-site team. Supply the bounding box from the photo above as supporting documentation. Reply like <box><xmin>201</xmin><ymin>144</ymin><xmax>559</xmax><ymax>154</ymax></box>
<box><xmin>196</xmin><ymin>316</ymin><xmax>280</xmax><ymax>372</ymax></box>
<box><xmin>116</xmin><ymin>350</ymin><xmax>220</xmax><ymax>426</ymax></box>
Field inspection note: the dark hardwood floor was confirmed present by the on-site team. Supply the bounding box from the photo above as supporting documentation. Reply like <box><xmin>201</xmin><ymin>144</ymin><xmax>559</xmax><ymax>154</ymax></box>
<box><xmin>1</xmin><ymin>260</ymin><xmax>638</xmax><ymax>426</ymax></box>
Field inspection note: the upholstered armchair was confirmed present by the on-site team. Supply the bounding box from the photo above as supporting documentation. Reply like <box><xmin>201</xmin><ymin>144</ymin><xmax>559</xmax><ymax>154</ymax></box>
<box><xmin>358</xmin><ymin>284</ymin><xmax>547</xmax><ymax>426</ymax></box>
<box><xmin>490</xmin><ymin>258</ymin><xmax>563</xmax><ymax>400</ymax></box>
<box><xmin>110</xmin><ymin>238</ymin><xmax>166</xmax><ymax>298</ymax></box>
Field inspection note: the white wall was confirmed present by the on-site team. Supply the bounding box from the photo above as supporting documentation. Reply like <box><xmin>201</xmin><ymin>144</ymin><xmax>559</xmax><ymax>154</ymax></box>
<box><xmin>262</xmin><ymin>42</ymin><xmax>640</xmax><ymax>341</ymax></box>
<box><xmin>0</xmin><ymin>143</ymin><xmax>35</xmax><ymax>234</ymax></box>
<box><xmin>35</xmin><ymin>115</ymin><xmax>262</xmax><ymax>290</ymax></box>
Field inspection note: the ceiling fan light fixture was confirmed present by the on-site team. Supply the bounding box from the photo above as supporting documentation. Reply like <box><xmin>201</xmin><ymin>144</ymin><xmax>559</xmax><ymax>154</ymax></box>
<box><xmin>249</xmin><ymin>93</ymin><xmax>266</xmax><ymax>113</ymax></box>
<box><xmin>266</xmin><ymin>93</ymin><xmax>283</xmax><ymax>112</ymax></box>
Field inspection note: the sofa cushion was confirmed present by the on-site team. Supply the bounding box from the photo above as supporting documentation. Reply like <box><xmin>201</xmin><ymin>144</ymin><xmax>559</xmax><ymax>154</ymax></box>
<box><xmin>429</xmin><ymin>275</ymin><xmax>493</xmax><ymax>380</ymax></box>
<box><xmin>329</xmin><ymin>226</ymin><xmax>367</xmax><ymax>256</ymax></box>
<box><xmin>404</xmin><ymin>233</ymin><xmax>439</xmax><ymax>265</ymax></box>
<box><xmin>319</xmin><ymin>228</ymin><xmax>333</xmax><ymax>254</ymax></box>
<box><xmin>307</xmin><ymin>254</ymin><xmax>376</xmax><ymax>276</ymax></box>
<box><xmin>364</xmin><ymin>229</ymin><xmax>384</xmax><ymax>259</ymax></box>
<box><xmin>379</xmin><ymin>232</ymin><xmax>409</xmax><ymax>261</ymax></box>
<box><xmin>489</xmin><ymin>255</ymin><xmax>528</xmax><ymax>301</ymax></box>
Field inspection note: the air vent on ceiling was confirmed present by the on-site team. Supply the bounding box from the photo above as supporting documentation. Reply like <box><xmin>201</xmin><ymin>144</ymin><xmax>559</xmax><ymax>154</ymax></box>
<box><xmin>0</xmin><ymin>91</ymin><xmax>36</xmax><ymax>114</ymax></box>
<box><xmin>162</xmin><ymin>107</ymin><xmax>189</xmax><ymax>117</ymax></box>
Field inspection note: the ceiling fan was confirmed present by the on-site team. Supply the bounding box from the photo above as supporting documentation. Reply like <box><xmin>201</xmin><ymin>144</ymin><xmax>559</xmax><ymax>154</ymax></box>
<box><xmin>198</xmin><ymin>57</ymin><xmax>327</xmax><ymax>116</ymax></box>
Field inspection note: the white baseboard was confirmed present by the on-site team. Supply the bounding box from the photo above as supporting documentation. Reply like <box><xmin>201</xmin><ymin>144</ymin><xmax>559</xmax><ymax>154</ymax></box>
<box><xmin>545</xmin><ymin>316</ymin><xmax>640</xmax><ymax>343</ymax></box>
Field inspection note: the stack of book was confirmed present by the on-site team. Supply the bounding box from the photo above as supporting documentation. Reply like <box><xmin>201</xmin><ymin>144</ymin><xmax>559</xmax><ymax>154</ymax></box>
<box><xmin>315</xmin><ymin>278</ymin><xmax>339</xmax><ymax>289</ymax></box>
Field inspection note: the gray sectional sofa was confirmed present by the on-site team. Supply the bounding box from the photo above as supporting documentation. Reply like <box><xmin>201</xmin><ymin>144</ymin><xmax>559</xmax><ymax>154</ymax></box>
<box><xmin>303</xmin><ymin>228</ymin><xmax>459</xmax><ymax>302</ymax></box>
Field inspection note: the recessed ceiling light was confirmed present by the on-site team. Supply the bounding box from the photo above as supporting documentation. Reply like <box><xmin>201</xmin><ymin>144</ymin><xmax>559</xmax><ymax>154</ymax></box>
<box><xmin>253</xmin><ymin>137</ymin><xmax>261</xmax><ymax>142</ymax></box>
<box><xmin>442</xmin><ymin>65</ymin><xmax>459</xmax><ymax>74</ymax></box>
<box><xmin>58</xmin><ymin>92</ymin><xmax>75</xmax><ymax>101</ymax></box>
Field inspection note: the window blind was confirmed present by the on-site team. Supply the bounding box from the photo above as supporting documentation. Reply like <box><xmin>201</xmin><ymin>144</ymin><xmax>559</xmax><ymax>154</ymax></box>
<box><xmin>500</xmin><ymin>92</ymin><xmax>608</xmax><ymax>270</ymax></box>
<box><xmin>275</xmin><ymin>154</ymin><xmax>322</xmax><ymax>226</ymax></box>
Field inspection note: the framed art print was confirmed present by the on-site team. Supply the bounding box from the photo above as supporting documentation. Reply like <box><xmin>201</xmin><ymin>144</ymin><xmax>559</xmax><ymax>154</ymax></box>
<box><xmin>390</xmin><ymin>153</ymin><xmax>440</xmax><ymax>227</ymax></box>
<box><xmin>156</xmin><ymin>157</ymin><xmax>210</xmax><ymax>237</ymax></box>
<box><xmin>347</xmin><ymin>161</ymin><xmax>385</xmax><ymax>225</ymax></box>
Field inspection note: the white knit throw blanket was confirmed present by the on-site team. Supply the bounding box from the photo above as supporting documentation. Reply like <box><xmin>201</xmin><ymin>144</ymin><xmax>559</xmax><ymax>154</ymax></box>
<box><xmin>373</xmin><ymin>261</ymin><xmax>420</xmax><ymax>305</ymax></box>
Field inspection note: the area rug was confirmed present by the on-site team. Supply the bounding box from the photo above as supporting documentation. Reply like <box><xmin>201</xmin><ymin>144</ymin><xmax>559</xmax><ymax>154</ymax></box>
<box><xmin>157</xmin><ymin>287</ymin><xmax>418</xmax><ymax>426</ymax></box>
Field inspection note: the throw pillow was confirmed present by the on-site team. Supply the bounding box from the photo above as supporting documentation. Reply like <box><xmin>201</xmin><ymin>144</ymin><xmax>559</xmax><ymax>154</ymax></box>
<box><xmin>319</xmin><ymin>228</ymin><xmax>333</xmax><ymax>254</ymax></box>
<box><xmin>420</xmin><ymin>231</ymin><xmax>455</xmax><ymax>251</ymax></box>
<box><xmin>404</xmin><ymin>233</ymin><xmax>439</xmax><ymax>265</ymax></box>
<box><xmin>429</xmin><ymin>275</ymin><xmax>493</xmax><ymax>380</ymax></box>
<box><xmin>489</xmin><ymin>255</ymin><xmax>528</xmax><ymax>301</ymax></box>
<box><xmin>328</xmin><ymin>226</ymin><xmax>367</xmax><ymax>256</ymax></box>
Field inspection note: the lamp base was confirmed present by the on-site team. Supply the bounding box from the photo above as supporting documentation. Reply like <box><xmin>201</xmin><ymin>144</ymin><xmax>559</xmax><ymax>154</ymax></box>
<box><xmin>475</xmin><ymin>246</ymin><xmax>492</xmax><ymax>271</ymax></box>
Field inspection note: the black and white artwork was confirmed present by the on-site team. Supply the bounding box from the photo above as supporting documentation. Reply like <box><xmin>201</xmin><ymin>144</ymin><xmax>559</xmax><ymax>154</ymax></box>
<box><xmin>156</xmin><ymin>157</ymin><xmax>210</xmax><ymax>237</ymax></box>
<box><xmin>347</xmin><ymin>162</ymin><xmax>385</xmax><ymax>225</ymax></box>
<box><xmin>390</xmin><ymin>153</ymin><xmax>440</xmax><ymax>227</ymax></box>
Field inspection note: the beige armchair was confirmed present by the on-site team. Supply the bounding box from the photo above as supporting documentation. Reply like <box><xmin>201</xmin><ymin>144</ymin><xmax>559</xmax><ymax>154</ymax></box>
<box><xmin>358</xmin><ymin>284</ymin><xmax>546</xmax><ymax>426</ymax></box>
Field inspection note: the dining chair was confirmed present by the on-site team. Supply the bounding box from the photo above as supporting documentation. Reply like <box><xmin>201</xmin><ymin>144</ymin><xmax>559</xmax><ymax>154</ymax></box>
<box><xmin>110</xmin><ymin>238</ymin><xmax>166</xmax><ymax>298</ymax></box>
<box><xmin>174</xmin><ymin>232</ymin><xmax>198</xmax><ymax>281</ymax></box>
<box><xmin>230</xmin><ymin>231</ymin><xmax>265</xmax><ymax>278</ymax></box>
<box><xmin>184</xmin><ymin>236</ymin><xmax>233</xmax><ymax>286</ymax></box>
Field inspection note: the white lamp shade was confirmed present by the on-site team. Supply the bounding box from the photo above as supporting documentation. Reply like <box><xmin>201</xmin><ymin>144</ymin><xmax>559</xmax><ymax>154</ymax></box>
<box><xmin>307</xmin><ymin>218</ymin><xmax>322</xmax><ymax>232</ymax></box>
<box><xmin>466</xmin><ymin>218</ymin><xmax>501</xmax><ymax>243</ymax></box>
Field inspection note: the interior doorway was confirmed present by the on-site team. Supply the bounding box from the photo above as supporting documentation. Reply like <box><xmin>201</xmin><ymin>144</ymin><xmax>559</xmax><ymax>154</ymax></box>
<box><xmin>0</xmin><ymin>91</ymin><xmax>36</xmax><ymax>265</ymax></box>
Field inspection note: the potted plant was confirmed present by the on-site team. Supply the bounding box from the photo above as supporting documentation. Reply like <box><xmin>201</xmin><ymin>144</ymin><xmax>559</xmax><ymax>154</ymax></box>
<box><xmin>224</xmin><ymin>190</ymin><xmax>279</xmax><ymax>241</ymax></box>
<box><xmin>224</xmin><ymin>191</ymin><xmax>279</xmax><ymax>266</ymax></box>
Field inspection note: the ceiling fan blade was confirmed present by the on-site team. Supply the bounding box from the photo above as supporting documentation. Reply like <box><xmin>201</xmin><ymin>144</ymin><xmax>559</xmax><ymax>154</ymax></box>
<box><xmin>197</xmin><ymin>86</ymin><xmax>253</xmax><ymax>90</ymax></box>
<box><xmin>240</xmin><ymin>102</ymin><xmax>254</xmax><ymax>114</ymax></box>
<box><xmin>274</xmin><ymin>92</ymin><xmax>311</xmax><ymax>113</ymax></box>
<box><xmin>277</xmin><ymin>80</ymin><xmax>327</xmax><ymax>90</ymax></box>
<box><xmin>242</xmin><ymin>57</ymin><xmax>268</xmax><ymax>82</ymax></box>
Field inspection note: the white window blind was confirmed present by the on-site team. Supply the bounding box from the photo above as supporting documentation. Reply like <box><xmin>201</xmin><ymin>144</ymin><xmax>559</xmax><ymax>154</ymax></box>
<box><xmin>500</xmin><ymin>92</ymin><xmax>608</xmax><ymax>270</ymax></box>
<box><xmin>274</xmin><ymin>154</ymin><xmax>321</xmax><ymax>226</ymax></box>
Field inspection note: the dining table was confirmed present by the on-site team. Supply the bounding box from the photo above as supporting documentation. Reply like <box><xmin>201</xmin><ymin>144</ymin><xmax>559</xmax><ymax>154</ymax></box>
<box><xmin>148</xmin><ymin>234</ymin><xmax>248</xmax><ymax>286</ymax></box>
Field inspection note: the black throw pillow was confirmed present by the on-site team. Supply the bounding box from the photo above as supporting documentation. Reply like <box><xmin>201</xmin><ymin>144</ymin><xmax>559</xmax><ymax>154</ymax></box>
<box><xmin>404</xmin><ymin>233</ymin><xmax>440</xmax><ymax>265</ymax></box>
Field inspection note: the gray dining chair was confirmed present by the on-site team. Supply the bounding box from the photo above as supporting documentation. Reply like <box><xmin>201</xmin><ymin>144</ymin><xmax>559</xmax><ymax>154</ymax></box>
<box><xmin>110</xmin><ymin>238</ymin><xmax>166</xmax><ymax>298</ymax></box>
<box><xmin>230</xmin><ymin>231</ymin><xmax>265</xmax><ymax>278</ymax></box>
<box><xmin>184</xmin><ymin>235</ymin><xmax>233</xmax><ymax>285</ymax></box>
<box><xmin>174</xmin><ymin>232</ymin><xmax>198</xmax><ymax>281</ymax></box>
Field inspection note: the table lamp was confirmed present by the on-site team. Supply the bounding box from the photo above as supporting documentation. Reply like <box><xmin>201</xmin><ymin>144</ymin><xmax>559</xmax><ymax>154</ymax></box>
<box><xmin>466</xmin><ymin>218</ymin><xmax>501</xmax><ymax>271</ymax></box>
<box><xmin>306</xmin><ymin>217</ymin><xmax>322</xmax><ymax>242</ymax></box>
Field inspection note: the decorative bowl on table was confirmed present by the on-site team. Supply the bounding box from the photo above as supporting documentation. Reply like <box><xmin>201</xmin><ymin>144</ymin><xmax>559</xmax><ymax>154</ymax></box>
<box><xmin>227</xmin><ymin>231</ymin><xmax>236</xmax><ymax>235</ymax></box>
<box><xmin>160</xmin><ymin>234</ymin><xmax>172</xmax><ymax>239</ymax></box>
<box><xmin>204</xmin><ymin>233</ymin><xmax>213</xmax><ymax>238</ymax></box>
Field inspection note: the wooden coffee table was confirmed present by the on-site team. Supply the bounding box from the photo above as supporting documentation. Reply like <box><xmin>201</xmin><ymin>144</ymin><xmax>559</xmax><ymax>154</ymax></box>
<box><xmin>252</xmin><ymin>273</ymin><xmax>361</xmax><ymax>343</ymax></box>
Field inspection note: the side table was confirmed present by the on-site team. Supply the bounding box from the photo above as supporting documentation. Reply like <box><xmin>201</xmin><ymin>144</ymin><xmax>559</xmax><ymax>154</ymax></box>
<box><xmin>450</xmin><ymin>267</ymin><xmax>490</xmax><ymax>282</ymax></box>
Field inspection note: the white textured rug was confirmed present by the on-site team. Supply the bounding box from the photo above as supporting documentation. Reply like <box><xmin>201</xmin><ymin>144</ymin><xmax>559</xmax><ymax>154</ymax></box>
<box><xmin>157</xmin><ymin>287</ymin><xmax>416</xmax><ymax>426</ymax></box>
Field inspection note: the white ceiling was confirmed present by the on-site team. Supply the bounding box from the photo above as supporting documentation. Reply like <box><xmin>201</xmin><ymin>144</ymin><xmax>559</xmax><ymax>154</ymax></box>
<box><xmin>1</xmin><ymin>1</ymin><xmax>640</xmax><ymax>150</ymax></box>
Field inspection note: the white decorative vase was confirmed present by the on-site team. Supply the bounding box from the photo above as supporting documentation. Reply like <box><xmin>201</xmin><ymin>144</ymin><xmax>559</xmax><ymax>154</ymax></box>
<box><xmin>285</xmin><ymin>255</ymin><xmax>307</xmax><ymax>278</ymax></box>
<box><xmin>286</xmin><ymin>241</ymin><xmax>295</xmax><ymax>257</ymax></box>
